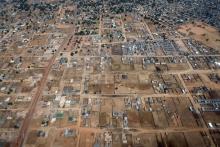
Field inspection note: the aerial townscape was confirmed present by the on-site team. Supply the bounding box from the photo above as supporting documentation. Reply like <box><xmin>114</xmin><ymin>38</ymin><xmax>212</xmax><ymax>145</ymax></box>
<box><xmin>0</xmin><ymin>0</ymin><xmax>220</xmax><ymax>147</ymax></box>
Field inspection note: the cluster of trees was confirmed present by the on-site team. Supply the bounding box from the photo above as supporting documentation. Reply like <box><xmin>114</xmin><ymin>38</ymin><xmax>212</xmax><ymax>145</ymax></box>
<box><xmin>32</xmin><ymin>3</ymin><xmax>58</xmax><ymax>11</ymax></box>
<box><xmin>14</xmin><ymin>0</ymin><xmax>58</xmax><ymax>12</ymax></box>
<box><xmin>75</xmin><ymin>29</ymin><xmax>97</xmax><ymax>35</ymax></box>
<box><xmin>16</xmin><ymin>0</ymin><xmax>30</xmax><ymax>11</ymax></box>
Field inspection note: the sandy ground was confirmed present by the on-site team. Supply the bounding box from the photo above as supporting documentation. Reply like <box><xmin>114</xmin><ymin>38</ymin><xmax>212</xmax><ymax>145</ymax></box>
<box><xmin>178</xmin><ymin>22</ymin><xmax>220</xmax><ymax>50</ymax></box>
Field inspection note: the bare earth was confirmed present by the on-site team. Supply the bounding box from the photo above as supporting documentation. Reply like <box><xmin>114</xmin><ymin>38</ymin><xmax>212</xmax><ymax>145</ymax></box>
<box><xmin>178</xmin><ymin>22</ymin><xmax>220</xmax><ymax>50</ymax></box>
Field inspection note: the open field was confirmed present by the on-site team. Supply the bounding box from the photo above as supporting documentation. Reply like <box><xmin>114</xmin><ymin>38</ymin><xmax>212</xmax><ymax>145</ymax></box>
<box><xmin>178</xmin><ymin>22</ymin><xmax>220</xmax><ymax>50</ymax></box>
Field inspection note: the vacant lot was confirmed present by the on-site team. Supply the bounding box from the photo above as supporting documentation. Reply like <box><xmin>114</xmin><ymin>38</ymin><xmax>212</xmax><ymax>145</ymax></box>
<box><xmin>178</xmin><ymin>22</ymin><xmax>220</xmax><ymax>50</ymax></box>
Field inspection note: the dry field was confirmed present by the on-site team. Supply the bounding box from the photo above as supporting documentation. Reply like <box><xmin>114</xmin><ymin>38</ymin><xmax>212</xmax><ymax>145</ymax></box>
<box><xmin>178</xmin><ymin>22</ymin><xmax>220</xmax><ymax>50</ymax></box>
